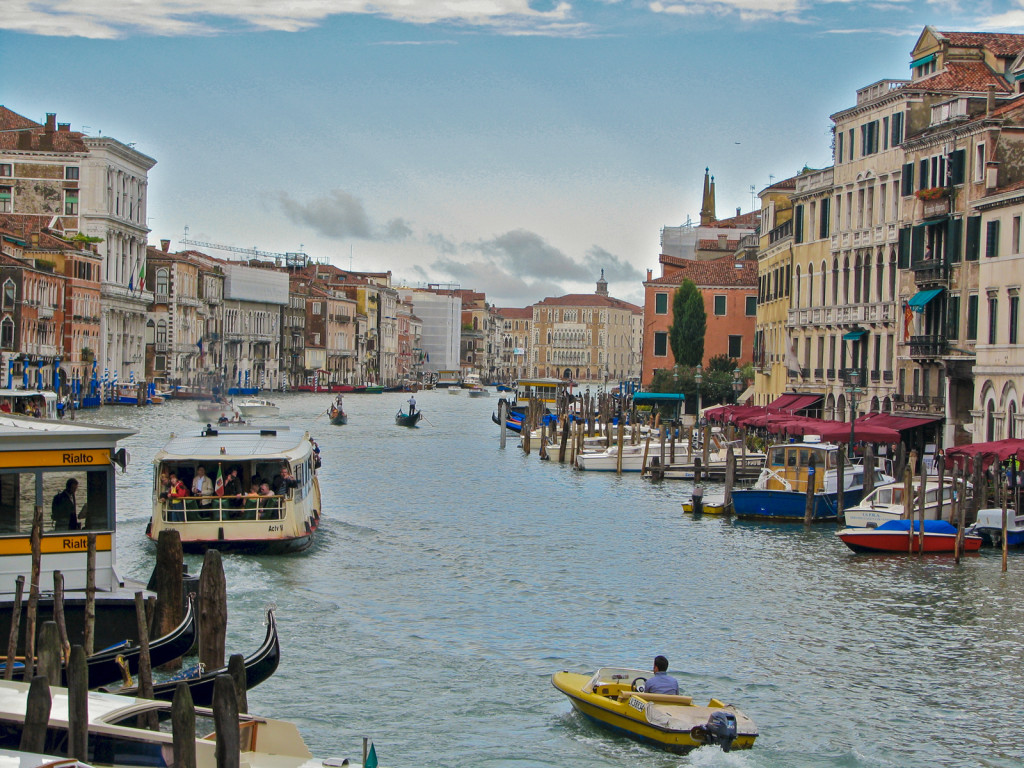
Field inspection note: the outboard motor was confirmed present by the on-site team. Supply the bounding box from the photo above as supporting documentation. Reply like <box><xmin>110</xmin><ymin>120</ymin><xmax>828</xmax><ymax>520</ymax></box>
<box><xmin>692</xmin><ymin>711</ymin><xmax>738</xmax><ymax>752</ymax></box>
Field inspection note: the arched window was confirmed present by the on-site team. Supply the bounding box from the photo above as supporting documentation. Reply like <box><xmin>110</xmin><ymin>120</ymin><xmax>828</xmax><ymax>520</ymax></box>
<box><xmin>832</xmin><ymin>258</ymin><xmax>840</xmax><ymax>304</ymax></box>
<box><xmin>882</xmin><ymin>396</ymin><xmax>892</xmax><ymax>413</ymax></box>
<box><xmin>145</xmin><ymin>319</ymin><xmax>155</xmax><ymax>345</ymax></box>
<box><xmin>0</xmin><ymin>316</ymin><xmax>13</xmax><ymax>349</ymax></box>
<box><xmin>843</xmin><ymin>256</ymin><xmax>851</xmax><ymax>303</ymax></box>
<box><xmin>807</xmin><ymin>265</ymin><xmax>814</xmax><ymax>309</ymax></box>
<box><xmin>156</xmin><ymin>320</ymin><xmax>167</xmax><ymax>344</ymax></box>
<box><xmin>875</xmin><ymin>252</ymin><xmax>884</xmax><ymax>303</ymax></box>
<box><xmin>853</xmin><ymin>254</ymin><xmax>862</xmax><ymax>303</ymax></box>
<box><xmin>1009</xmin><ymin>401</ymin><xmax>1018</xmax><ymax>439</ymax></box>
<box><xmin>987</xmin><ymin>399</ymin><xmax>996</xmax><ymax>442</ymax></box>
<box><xmin>821</xmin><ymin>260</ymin><xmax>828</xmax><ymax>305</ymax></box>
<box><xmin>2</xmin><ymin>279</ymin><xmax>14</xmax><ymax>310</ymax></box>
<box><xmin>155</xmin><ymin>268</ymin><xmax>169</xmax><ymax>297</ymax></box>
<box><xmin>870</xmin><ymin>396</ymin><xmax>880</xmax><ymax>413</ymax></box>
<box><xmin>862</xmin><ymin>255</ymin><xmax>871</xmax><ymax>303</ymax></box>
<box><xmin>888</xmin><ymin>250</ymin><xmax>897</xmax><ymax>300</ymax></box>
<box><xmin>794</xmin><ymin>266</ymin><xmax>801</xmax><ymax>308</ymax></box>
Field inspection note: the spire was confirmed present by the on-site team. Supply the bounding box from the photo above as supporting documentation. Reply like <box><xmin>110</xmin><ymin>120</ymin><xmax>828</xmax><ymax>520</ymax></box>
<box><xmin>699</xmin><ymin>167</ymin><xmax>716</xmax><ymax>225</ymax></box>
<box><xmin>596</xmin><ymin>269</ymin><xmax>608</xmax><ymax>296</ymax></box>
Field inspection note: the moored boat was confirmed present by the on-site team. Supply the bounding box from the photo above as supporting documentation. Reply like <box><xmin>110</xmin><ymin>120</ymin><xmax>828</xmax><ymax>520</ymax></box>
<box><xmin>843</xmin><ymin>478</ymin><xmax>957</xmax><ymax>528</ymax></box>
<box><xmin>967</xmin><ymin>508</ymin><xmax>1024</xmax><ymax>547</ymax></box>
<box><xmin>235</xmin><ymin>397</ymin><xmax>280</xmax><ymax>417</ymax></box>
<box><xmin>551</xmin><ymin>667</ymin><xmax>757</xmax><ymax>754</ymax></box>
<box><xmin>733</xmin><ymin>439</ymin><xmax>892</xmax><ymax>522</ymax></box>
<box><xmin>838</xmin><ymin>519</ymin><xmax>982</xmax><ymax>553</ymax></box>
<box><xmin>147</xmin><ymin>425</ymin><xmax>322</xmax><ymax>554</ymax></box>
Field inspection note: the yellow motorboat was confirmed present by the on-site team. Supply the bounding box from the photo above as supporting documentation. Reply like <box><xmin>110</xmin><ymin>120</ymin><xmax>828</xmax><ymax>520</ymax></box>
<box><xmin>682</xmin><ymin>496</ymin><xmax>731</xmax><ymax>514</ymax></box>
<box><xmin>551</xmin><ymin>667</ymin><xmax>757</xmax><ymax>754</ymax></box>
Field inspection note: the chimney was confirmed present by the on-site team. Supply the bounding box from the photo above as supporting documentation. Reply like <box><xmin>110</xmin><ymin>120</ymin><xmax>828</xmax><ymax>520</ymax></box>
<box><xmin>736</xmin><ymin>207</ymin><xmax>741</xmax><ymax>217</ymax></box>
<box><xmin>646</xmin><ymin>269</ymin><xmax>652</xmax><ymax>281</ymax></box>
<box><xmin>57</xmin><ymin>123</ymin><xmax>70</xmax><ymax>132</ymax></box>
<box><xmin>718</xmin><ymin>234</ymin><xmax>728</xmax><ymax>249</ymax></box>
<box><xmin>45</xmin><ymin>113</ymin><xmax>56</xmax><ymax>132</ymax></box>
<box><xmin>987</xmin><ymin>84</ymin><xmax>996</xmax><ymax>116</ymax></box>
<box><xmin>161</xmin><ymin>239</ymin><xmax>171</xmax><ymax>252</ymax></box>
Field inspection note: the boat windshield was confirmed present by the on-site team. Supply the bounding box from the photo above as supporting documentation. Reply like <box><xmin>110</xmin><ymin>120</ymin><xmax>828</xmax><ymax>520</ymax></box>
<box><xmin>103</xmin><ymin>705</ymin><xmax>259</xmax><ymax>749</ymax></box>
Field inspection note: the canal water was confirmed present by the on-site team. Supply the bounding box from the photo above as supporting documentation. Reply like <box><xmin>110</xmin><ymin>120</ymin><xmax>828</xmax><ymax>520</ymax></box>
<box><xmin>91</xmin><ymin>390</ymin><xmax>1022</xmax><ymax>768</ymax></box>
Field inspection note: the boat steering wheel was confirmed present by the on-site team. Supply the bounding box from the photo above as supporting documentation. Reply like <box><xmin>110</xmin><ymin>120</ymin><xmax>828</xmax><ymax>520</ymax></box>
<box><xmin>631</xmin><ymin>677</ymin><xmax>647</xmax><ymax>692</ymax></box>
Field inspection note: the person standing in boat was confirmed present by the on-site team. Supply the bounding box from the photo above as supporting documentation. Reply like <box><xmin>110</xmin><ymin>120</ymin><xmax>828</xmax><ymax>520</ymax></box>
<box><xmin>51</xmin><ymin>478</ymin><xmax>80</xmax><ymax>530</ymax></box>
<box><xmin>645</xmin><ymin>655</ymin><xmax>679</xmax><ymax>695</ymax></box>
<box><xmin>192</xmin><ymin>466</ymin><xmax>214</xmax><ymax>508</ymax></box>
<box><xmin>408</xmin><ymin>394</ymin><xmax>416</xmax><ymax>415</ymax></box>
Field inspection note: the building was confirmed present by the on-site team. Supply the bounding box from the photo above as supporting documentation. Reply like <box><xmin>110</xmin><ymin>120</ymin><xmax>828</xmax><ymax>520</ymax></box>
<box><xmin>642</xmin><ymin>255</ymin><xmax>758</xmax><ymax>386</ymax></box>
<box><xmin>397</xmin><ymin>286</ymin><xmax>462</xmax><ymax>377</ymax></box>
<box><xmin>660</xmin><ymin>169</ymin><xmax>760</xmax><ymax>262</ymax></box>
<box><xmin>532</xmin><ymin>273</ymin><xmax>641</xmax><ymax>385</ymax></box>
<box><xmin>497</xmin><ymin>307</ymin><xmax>532</xmax><ymax>382</ymax></box>
<box><xmin>221</xmin><ymin>261</ymin><xmax>288</xmax><ymax>390</ymax></box>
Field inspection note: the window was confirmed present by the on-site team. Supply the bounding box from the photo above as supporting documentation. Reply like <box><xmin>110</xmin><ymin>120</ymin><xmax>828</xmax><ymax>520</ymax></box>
<box><xmin>312</xmin><ymin>302</ymin><xmax>322</xmax><ymax>315</ymax></box>
<box><xmin>861</xmin><ymin>120</ymin><xmax>879</xmax><ymax>156</ymax></box>
<box><xmin>1011</xmin><ymin>295</ymin><xmax>1020</xmax><ymax>345</ymax></box>
<box><xmin>0</xmin><ymin>316</ymin><xmax>12</xmax><ymax>349</ymax></box>
<box><xmin>2</xmin><ymin>280</ymin><xmax>14</xmax><ymax>310</ymax></box>
<box><xmin>653</xmin><ymin>332</ymin><xmax>668</xmax><ymax>357</ymax></box>
<box><xmin>728</xmin><ymin>335</ymin><xmax>742</xmax><ymax>358</ymax></box>
<box><xmin>837</xmin><ymin>131</ymin><xmax>844</xmax><ymax>164</ymax></box>
<box><xmin>794</xmin><ymin>204</ymin><xmax>804</xmax><ymax>244</ymax></box>
<box><xmin>967</xmin><ymin>294</ymin><xmax>978</xmax><ymax>341</ymax></box>
<box><xmin>714</xmin><ymin>295</ymin><xmax>727</xmax><ymax>316</ymax></box>
<box><xmin>947</xmin><ymin>294</ymin><xmax>960</xmax><ymax>341</ymax></box>
<box><xmin>883</xmin><ymin>116</ymin><xmax>890</xmax><ymax>150</ymax></box>
<box><xmin>0</xmin><ymin>185</ymin><xmax>11</xmax><ymax>213</ymax></box>
<box><xmin>986</xmin><ymin>220</ymin><xmax>1000</xmax><ymax>258</ymax></box>
<box><xmin>654</xmin><ymin>293</ymin><xmax>668</xmax><ymax>314</ymax></box>
<box><xmin>989</xmin><ymin>296</ymin><xmax>999</xmax><ymax>344</ymax></box>
<box><xmin>745</xmin><ymin>295</ymin><xmax>757</xmax><ymax>316</ymax></box>
<box><xmin>0</xmin><ymin>164</ymin><xmax>11</xmax><ymax>177</ymax></box>
<box><xmin>891</xmin><ymin>112</ymin><xmax>904</xmax><ymax>146</ymax></box>
<box><xmin>975</xmin><ymin>143</ymin><xmax>985</xmax><ymax>183</ymax></box>
<box><xmin>820</xmin><ymin>198</ymin><xmax>830</xmax><ymax>238</ymax></box>
<box><xmin>156</xmin><ymin>320</ymin><xmax>167</xmax><ymax>344</ymax></box>
<box><xmin>65</xmin><ymin>166</ymin><xmax>79</xmax><ymax>180</ymax></box>
<box><xmin>1014</xmin><ymin>217</ymin><xmax>1021</xmax><ymax>254</ymax></box>
<box><xmin>64</xmin><ymin>189</ymin><xmax>78</xmax><ymax>215</ymax></box>
<box><xmin>155</xmin><ymin>268</ymin><xmax>169</xmax><ymax>298</ymax></box>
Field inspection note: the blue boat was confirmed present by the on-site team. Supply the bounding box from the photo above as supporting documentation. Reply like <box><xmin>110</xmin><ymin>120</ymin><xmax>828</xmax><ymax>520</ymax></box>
<box><xmin>733</xmin><ymin>440</ymin><xmax>892</xmax><ymax>522</ymax></box>
<box><xmin>969</xmin><ymin>508</ymin><xmax>1024</xmax><ymax>547</ymax></box>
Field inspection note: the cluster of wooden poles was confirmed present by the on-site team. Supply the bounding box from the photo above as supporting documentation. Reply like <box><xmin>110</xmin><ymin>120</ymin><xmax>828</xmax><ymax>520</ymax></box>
<box><xmin>8</xmin><ymin>508</ymin><xmax>251</xmax><ymax>768</ymax></box>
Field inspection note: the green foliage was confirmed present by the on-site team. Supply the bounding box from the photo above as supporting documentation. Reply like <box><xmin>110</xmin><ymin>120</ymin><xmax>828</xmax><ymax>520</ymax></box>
<box><xmin>70</xmin><ymin>232</ymin><xmax>104</xmax><ymax>244</ymax></box>
<box><xmin>707</xmin><ymin>354</ymin><xmax>738</xmax><ymax>373</ymax></box>
<box><xmin>669</xmin><ymin>280</ymin><xmax>705</xmax><ymax>367</ymax></box>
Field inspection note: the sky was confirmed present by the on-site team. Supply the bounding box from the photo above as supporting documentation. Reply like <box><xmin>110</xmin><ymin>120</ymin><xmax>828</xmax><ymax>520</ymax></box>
<box><xmin>4</xmin><ymin>1</ymin><xmax>1023</xmax><ymax>308</ymax></box>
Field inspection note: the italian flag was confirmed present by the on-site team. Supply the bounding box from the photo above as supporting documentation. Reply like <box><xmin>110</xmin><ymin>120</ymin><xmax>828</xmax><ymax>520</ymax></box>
<box><xmin>215</xmin><ymin>463</ymin><xmax>224</xmax><ymax>497</ymax></box>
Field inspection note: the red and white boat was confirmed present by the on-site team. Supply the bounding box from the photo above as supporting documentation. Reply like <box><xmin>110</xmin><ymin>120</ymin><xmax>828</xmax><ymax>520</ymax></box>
<box><xmin>838</xmin><ymin>519</ymin><xmax>981</xmax><ymax>554</ymax></box>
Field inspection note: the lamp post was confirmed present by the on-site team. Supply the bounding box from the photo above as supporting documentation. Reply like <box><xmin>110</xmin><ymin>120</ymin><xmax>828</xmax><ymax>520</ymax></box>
<box><xmin>694</xmin><ymin>364</ymin><xmax>703</xmax><ymax>420</ymax></box>
<box><xmin>845</xmin><ymin>368</ymin><xmax>863</xmax><ymax>457</ymax></box>
<box><xmin>732</xmin><ymin>367</ymin><xmax>743</xmax><ymax>403</ymax></box>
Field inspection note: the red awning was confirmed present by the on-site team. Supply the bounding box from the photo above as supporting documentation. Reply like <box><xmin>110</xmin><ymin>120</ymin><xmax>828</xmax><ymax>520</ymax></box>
<box><xmin>858</xmin><ymin>413</ymin><xmax>943</xmax><ymax>431</ymax></box>
<box><xmin>766</xmin><ymin>393</ymin><xmax>822</xmax><ymax>413</ymax></box>
<box><xmin>816</xmin><ymin>421</ymin><xmax>901</xmax><ymax>444</ymax></box>
<box><xmin>946</xmin><ymin>438</ymin><xmax>1024</xmax><ymax>463</ymax></box>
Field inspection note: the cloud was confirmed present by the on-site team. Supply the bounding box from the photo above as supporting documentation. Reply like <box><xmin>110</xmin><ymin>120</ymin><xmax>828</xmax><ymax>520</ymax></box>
<box><xmin>583</xmin><ymin>245</ymin><xmax>643</xmax><ymax>282</ymax></box>
<box><xmin>2</xmin><ymin>0</ymin><xmax>586</xmax><ymax>39</ymax></box>
<box><xmin>278</xmin><ymin>189</ymin><xmax>411</xmax><ymax>241</ymax></box>
<box><xmin>474</xmin><ymin>229</ymin><xmax>592</xmax><ymax>281</ymax></box>
<box><xmin>649</xmin><ymin>0</ymin><xmax>804</xmax><ymax>21</ymax></box>
<box><xmin>974</xmin><ymin>9</ymin><xmax>1024</xmax><ymax>30</ymax></box>
<box><xmin>432</xmin><ymin>257</ymin><xmax>566</xmax><ymax>302</ymax></box>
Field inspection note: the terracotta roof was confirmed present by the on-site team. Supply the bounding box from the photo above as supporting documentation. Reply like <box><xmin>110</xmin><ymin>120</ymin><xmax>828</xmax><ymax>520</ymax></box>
<box><xmin>0</xmin><ymin>106</ymin><xmax>88</xmax><ymax>153</ymax></box>
<box><xmin>709</xmin><ymin>210</ymin><xmax>761</xmax><ymax>229</ymax></box>
<box><xmin>496</xmin><ymin>307</ymin><xmax>532</xmax><ymax>319</ymax></box>
<box><xmin>910</xmin><ymin>60</ymin><xmax>1011</xmax><ymax>94</ymax></box>
<box><xmin>988</xmin><ymin>92</ymin><xmax>1024</xmax><ymax>118</ymax></box>
<box><xmin>647</xmin><ymin>254</ymin><xmax>757</xmax><ymax>288</ymax></box>
<box><xmin>937</xmin><ymin>31</ymin><xmax>1024</xmax><ymax>57</ymax></box>
<box><xmin>0</xmin><ymin>215</ymin><xmax>89</xmax><ymax>253</ymax></box>
<box><xmin>534</xmin><ymin>294</ymin><xmax>641</xmax><ymax>312</ymax></box>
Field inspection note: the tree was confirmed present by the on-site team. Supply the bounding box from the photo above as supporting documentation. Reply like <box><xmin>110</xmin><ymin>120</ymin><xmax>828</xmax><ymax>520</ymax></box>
<box><xmin>707</xmin><ymin>354</ymin><xmax>738</xmax><ymax>373</ymax></box>
<box><xmin>669</xmin><ymin>280</ymin><xmax>706</xmax><ymax>367</ymax></box>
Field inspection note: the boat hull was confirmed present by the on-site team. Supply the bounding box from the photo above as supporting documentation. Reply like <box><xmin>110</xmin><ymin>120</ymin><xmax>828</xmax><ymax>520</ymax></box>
<box><xmin>396</xmin><ymin>411</ymin><xmax>422</xmax><ymax>427</ymax></box>
<box><xmin>733</xmin><ymin>488</ymin><xmax>865</xmax><ymax>521</ymax></box>
<box><xmin>838</xmin><ymin>529</ymin><xmax>982</xmax><ymax>553</ymax></box>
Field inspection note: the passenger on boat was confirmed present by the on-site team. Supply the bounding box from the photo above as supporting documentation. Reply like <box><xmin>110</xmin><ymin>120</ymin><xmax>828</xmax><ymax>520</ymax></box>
<box><xmin>408</xmin><ymin>394</ymin><xmax>416</xmax><ymax>415</ymax></box>
<box><xmin>0</xmin><ymin>401</ymin><xmax>9</xmax><ymax>413</ymax></box>
<box><xmin>274</xmin><ymin>467</ymin><xmax>298</xmax><ymax>496</ymax></box>
<box><xmin>310</xmin><ymin>438</ymin><xmax>321</xmax><ymax>468</ymax></box>
<box><xmin>223</xmin><ymin>467</ymin><xmax>243</xmax><ymax>500</ymax></box>
<box><xmin>645</xmin><ymin>655</ymin><xmax>679</xmax><ymax>695</ymax></box>
<box><xmin>167</xmin><ymin>474</ymin><xmax>188</xmax><ymax>521</ymax></box>
<box><xmin>51</xmin><ymin>478</ymin><xmax>80</xmax><ymax>531</ymax></box>
<box><xmin>192</xmin><ymin>466</ymin><xmax>214</xmax><ymax>507</ymax></box>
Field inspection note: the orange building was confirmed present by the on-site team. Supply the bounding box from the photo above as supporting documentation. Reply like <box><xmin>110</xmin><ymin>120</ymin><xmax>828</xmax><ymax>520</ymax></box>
<box><xmin>641</xmin><ymin>254</ymin><xmax>758</xmax><ymax>385</ymax></box>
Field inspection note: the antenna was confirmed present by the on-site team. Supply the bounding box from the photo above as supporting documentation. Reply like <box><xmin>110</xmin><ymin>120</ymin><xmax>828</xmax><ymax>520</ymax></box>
<box><xmin>750</xmin><ymin>185</ymin><xmax>755</xmax><ymax>211</ymax></box>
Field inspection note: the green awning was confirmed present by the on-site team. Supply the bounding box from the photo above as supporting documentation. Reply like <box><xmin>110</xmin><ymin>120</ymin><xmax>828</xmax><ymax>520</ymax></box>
<box><xmin>908</xmin><ymin>288</ymin><xmax>943</xmax><ymax>309</ymax></box>
<box><xmin>911</xmin><ymin>53</ymin><xmax>936</xmax><ymax>69</ymax></box>
<box><xmin>633</xmin><ymin>392</ymin><xmax>686</xmax><ymax>403</ymax></box>
<box><xmin>842</xmin><ymin>329</ymin><xmax>866</xmax><ymax>341</ymax></box>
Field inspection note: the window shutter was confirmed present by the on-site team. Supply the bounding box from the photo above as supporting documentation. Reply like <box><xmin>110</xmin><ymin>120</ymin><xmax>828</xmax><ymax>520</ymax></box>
<box><xmin>986</xmin><ymin>219</ymin><xmax>1001</xmax><ymax>258</ymax></box>
<box><xmin>949</xmin><ymin>149</ymin><xmax>965</xmax><ymax>185</ymax></box>
<box><xmin>820</xmin><ymin>198</ymin><xmax>830</xmax><ymax>238</ymax></box>
<box><xmin>911</xmin><ymin>225</ymin><xmax>925</xmax><ymax>262</ymax></box>
<box><xmin>901</xmin><ymin>163</ymin><xmax>914</xmax><ymax>196</ymax></box>
<box><xmin>946</xmin><ymin>217</ymin><xmax>963</xmax><ymax>263</ymax></box>
<box><xmin>965</xmin><ymin>216</ymin><xmax>982</xmax><ymax>261</ymax></box>
<box><xmin>898</xmin><ymin>226</ymin><xmax>912</xmax><ymax>268</ymax></box>
<box><xmin>919</xmin><ymin>159</ymin><xmax>928</xmax><ymax>190</ymax></box>
<box><xmin>794</xmin><ymin>205</ymin><xmax>804</xmax><ymax>244</ymax></box>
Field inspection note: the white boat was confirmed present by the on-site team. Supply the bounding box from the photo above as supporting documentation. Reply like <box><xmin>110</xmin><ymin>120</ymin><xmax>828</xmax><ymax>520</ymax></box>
<box><xmin>195</xmin><ymin>400</ymin><xmax>240</xmax><ymax>423</ymax></box>
<box><xmin>968</xmin><ymin>508</ymin><xmax>1024</xmax><ymax>547</ymax></box>
<box><xmin>0</xmin><ymin>679</ymin><xmax>372</xmax><ymax>768</ymax></box>
<box><xmin>576</xmin><ymin>441</ymin><xmax>691</xmax><ymax>472</ymax></box>
<box><xmin>468</xmin><ymin>385</ymin><xmax>490</xmax><ymax>398</ymax></box>
<box><xmin>148</xmin><ymin>424</ymin><xmax>322</xmax><ymax>554</ymax></box>
<box><xmin>843</xmin><ymin>478</ymin><xmax>957</xmax><ymax>528</ymax></box>
<box><xmin>235</xmin><ymin>397</ymin><xmax>280</xmax><ymax>417</ymax></box>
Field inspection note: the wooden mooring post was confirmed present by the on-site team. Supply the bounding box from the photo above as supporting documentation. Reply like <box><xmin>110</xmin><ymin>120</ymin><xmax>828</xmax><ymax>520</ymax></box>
<box><xmin>803</xmin><ymin>455</ymin><xmax>816</xmax><ymax>525</ymax></box>
<box><xmin>903</xmin><ymin>462</ymin><xmax>914</xmax><ymax>555</ymax></box>
<box><xmin>53</xmin><ymin>571</ymin><xmax>70</xmax><ymax>664</ymax></box>
<box><xmin>23</xmin><ymin>505</ymin><xmax>43</xmax><ymax>681</ymax></box>
<box><xmin>172</xmin><ymin>683</ymin><xmax>198</xmax><ymax>768</ymax></box>
<box><xmin>153</xmin><ymin>530</ymin><xmax>185</xmax><ymax>670</ymax></box>
<box><xmin>20</xmin><ymin>676</ymin><xmax>50</xmax><ymax>753</ymax></box>
<box><xmin>85</xmin><ymin>533</ymin><xmax>97</xmax><ymax>656</ymax></box>
<box><xmin>5</xmin><ymin>575</ymin><xmax>24</xmax><ymax>681</ymax></box>
<box><xmin>917</xmin><ymin>458</ymin><xmax>928</xmax><ymax>555</ymax></box>
<box><xmin>724</xmin><ymin>445</ymin><xmax>735</xmax><ymax>514</ymax></box>
<box><xmin>228</xmin><ymin>653</ymin><xmax>248</xmax><ymax>714</ymax></box>
<box><xmin>835</xmin><ymin>448</ymin><xmax>845</xmax><ymax>525</ymax></box>
<box><xmin>213</xmin><ymin>675</ymin><xmax>240</xmax><ymax>768</ymax></box>
<box><xmin>68</xmin><ymin>645</ymin><xmax>88</xmax><ymax>761</ymax></box>
<box><xmin>134</xmin><ymin>592</ymin><xmax>155</xmax><ymax>703</ymax></box>
<box><xmin>199</xmin><ymin>549</ymin><xmax>227</xmax><ymax>671</ymax></box>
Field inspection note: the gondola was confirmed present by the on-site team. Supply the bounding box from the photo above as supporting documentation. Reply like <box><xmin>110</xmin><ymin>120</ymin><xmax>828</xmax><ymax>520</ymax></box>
<box><xmin>329</xmin><ymin>406</ymin><xmax>348</xmax><ymax>425</ymax></box>
<box><xmin>83</xmin><ymin>596</ymin><xmax>198</xmax><ymax>689</ymax></box>
<box><xmin>103</xmin><ymin>608</ymin><xmax>280</xmax><ymax>706</ymax></box>
<box><xmin>395</xmin><ymin>409</ymin><xmax>422</xmax><ymax>427</ymax></box>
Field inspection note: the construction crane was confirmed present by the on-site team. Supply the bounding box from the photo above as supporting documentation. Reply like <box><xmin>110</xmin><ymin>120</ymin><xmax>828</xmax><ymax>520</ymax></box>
<box><xmin>180</xmin><ymin>226</ymin><xmax>312</xmax><ymax>268</ymax></box>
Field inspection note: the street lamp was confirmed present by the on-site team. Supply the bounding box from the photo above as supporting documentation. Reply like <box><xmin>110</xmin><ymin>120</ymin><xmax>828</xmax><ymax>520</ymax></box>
<box><xmin>845</xmin><ymin>368</ymin><xmax>863</xmax><ymax>456</ymax></box>
<box><xmin>732</xmin><ymin>367</ymin><xmax>743</xmax><ymax>403</ymax></box>
<box><xmin>694</xmin><ymin>364</ymin><xmax>703</xmax><ymax>419</ymax></box>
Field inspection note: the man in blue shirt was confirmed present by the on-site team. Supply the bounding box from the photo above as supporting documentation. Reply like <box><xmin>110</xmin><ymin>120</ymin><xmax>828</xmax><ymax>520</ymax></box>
<box><xmin>644</xmin><ymin>655</ymin><xmax>679</xmax><ymax>695</ymax></box>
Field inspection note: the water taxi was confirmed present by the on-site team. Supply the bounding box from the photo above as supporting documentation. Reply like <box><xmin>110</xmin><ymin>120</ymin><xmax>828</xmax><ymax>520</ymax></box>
<box><xmin>552</xmin><ymin>667</ymin><xmax>757</xmax><ymax>754</ymax></box>
<box><xmin>732</xmin><ymin>438</ymin><xmax>892</xmax><ymax>521</ymax></box>
<box><xmin>148</xmin><ymin>425</ymin><xmax>321</xmax><ymax>554</ymax></box>
<box><xmin>843</xmin><ymin>478</ymin><xmax>957</xmax><ymax>528</ymax></box>
<box><xmin>0</xmin><ymin>414</ymin><xmax>141</xmax><ymax>651</ymax></box>
<box><xmin>0</xmin><ymin>389</ymin><xmax>59</xmax><ymax>419</ymax></box>
<box><xmin>235</xmin><ymin>397</ymin><xmax>280</xmax><ymax>417</ymax></box>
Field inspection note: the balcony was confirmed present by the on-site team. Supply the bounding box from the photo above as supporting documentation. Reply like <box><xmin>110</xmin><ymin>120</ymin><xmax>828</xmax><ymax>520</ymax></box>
<box><xmin>870</xmin><ymin>370</ymin><xmax>880</xmax><ymax>383</ymax></box>
<box><xmin>154</xmin><ymin>342</ymin><xmax>169</xmax><ymax>352</ymax></box>
<box><xmin>901</xmin><ymin>393</ymin><xmax>945</xmax><ymax>413</ymax></box>
<box><xmin>37</xmin><ymin>306</ymin><xmax>54</xmax><ymax>319</ymax></box>
<box><xmin>883</xmin><ymin>371</ymin><xmax>894</xmax><ymax>383</ymax></box>
<box><xmin>787</xmin><ymin>301</ymin><xmax>896</xmax><ymax>327</ymax></box>
<box><xmin>909</xmin><ymin>334</ymin><xmax>948</xmax><ymax>359</ymax></box>
<box><xmin>814</xmin><ymin>368</ymin><xmax>823</xmax><ymax>379</ymax></box>
<box><xmin>827</xmin><ymin>368</ymin><xmax>835</xmax><ymax>380</ymax></box>
<box><xmin>911</xmin><ymin>257</ymin><xmax>946</xmax><ymax>287</ymax></box>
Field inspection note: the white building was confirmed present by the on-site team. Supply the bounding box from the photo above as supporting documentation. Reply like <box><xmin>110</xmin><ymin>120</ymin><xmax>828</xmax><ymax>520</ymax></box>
<box><xmin>221</xmin><ymin>262</ymin><xmax>288</xmax><ymax>390</ymax></box>
<box><xmin>397</xmin><ymin>286</ymin><xmax>461</xmax><ymax>374</ymax></box>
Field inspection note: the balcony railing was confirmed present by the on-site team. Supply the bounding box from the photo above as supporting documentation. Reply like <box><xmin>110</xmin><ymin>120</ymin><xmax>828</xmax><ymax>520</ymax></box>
<box><xmin>787</xmin><ymin>301</ymin><xmax>896</xmax><ymax>327</ymax></box>
<box><xmin>909</xmin><ymin>334</ymin><xmax>948</xmax><ymax>358</ymax></box>
<box><xmin>870</xmin><ymin>371</ymin><xmax>881</xmax><ymax>383</ymax></box>
<box><xmin>883</xmin><ymin>371</ymin><xmax>894</xmax><ymax>383</ymax></box>
<box><xmin>911</xmin><ymin>257</ymin><xmax>946</xmax><ymax>287</ymax></box>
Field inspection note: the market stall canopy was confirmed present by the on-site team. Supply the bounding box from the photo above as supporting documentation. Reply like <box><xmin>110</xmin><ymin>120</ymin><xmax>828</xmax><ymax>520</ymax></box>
<box><xmin>946</xmin><ymin>438</ymin><xmax>1024</xmax><ymax>467</ymax></box>
<box><xmin>858</xmin><ymin>412</ymin><xmax>943</xmax><ymax>431</ymax></box>
<box><xmin>816</xmin><ymin>420</ymin><xmax>901</xmax><ymax>444</ymax></box>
